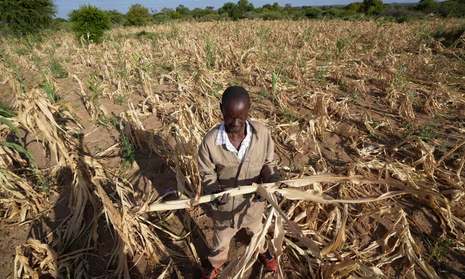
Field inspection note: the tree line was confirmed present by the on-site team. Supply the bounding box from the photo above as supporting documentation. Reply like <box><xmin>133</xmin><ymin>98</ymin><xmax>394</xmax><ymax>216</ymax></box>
<box><xmin>0</xmin><ymin>0</ymin><xmax>464</xmax><ymax>39</ymax></box>
<box><xmin>99</xmin><ymin>0</ymin><xmax>465</xmax><ymax>23</ymax></box>
<box><xmin>68</xmin><ymin>0</ymin><xmax>465</xmax><ymax>25</ymax></box>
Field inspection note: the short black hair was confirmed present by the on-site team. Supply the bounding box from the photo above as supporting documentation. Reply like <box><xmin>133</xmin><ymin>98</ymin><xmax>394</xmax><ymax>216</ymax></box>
<box><xmin>222</xmin><ymin>86</ymin><xmax>250</xmax><ymax>105</ymax></box>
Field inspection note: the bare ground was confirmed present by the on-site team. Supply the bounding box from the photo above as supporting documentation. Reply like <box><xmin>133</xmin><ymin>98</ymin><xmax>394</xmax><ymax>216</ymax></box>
<box><xmin>1</xmin><ymin>63</ymin><xmax>464</xmax><ymax>279</ymax></box>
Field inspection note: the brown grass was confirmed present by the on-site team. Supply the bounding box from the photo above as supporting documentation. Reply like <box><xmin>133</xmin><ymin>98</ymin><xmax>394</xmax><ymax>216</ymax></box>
<box><xmin>1</xmin><ymin>18</ymin><xmax>464</xmax><ymax>278</ymax></box>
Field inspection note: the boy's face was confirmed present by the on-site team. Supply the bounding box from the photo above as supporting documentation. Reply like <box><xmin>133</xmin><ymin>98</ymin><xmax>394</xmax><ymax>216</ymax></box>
<box><xmin>221</xmin><ymin>99</ymin><xmax>250</xmax><ymax>134</ymax></box>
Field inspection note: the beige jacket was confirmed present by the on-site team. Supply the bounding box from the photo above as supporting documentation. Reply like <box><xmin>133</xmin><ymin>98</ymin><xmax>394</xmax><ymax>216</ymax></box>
<box><xmin>198</xmin><ymin>120</ymin><xmax>280</xmax><ymax>230</ymax></box>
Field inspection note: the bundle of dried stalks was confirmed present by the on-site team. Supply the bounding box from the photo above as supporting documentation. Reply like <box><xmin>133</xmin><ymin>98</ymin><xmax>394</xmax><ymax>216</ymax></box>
<box><xmin>12</xmin><ymin>153</ymin><xmax>170</xmax><ymax>278</ymax></box>
<box><xmin>16</xmin><ymin>87</ymin><xmax>80</xmax><ymax>165</ymax></box>
<box><xmin>147</xmin><ymin>174</ymin><xmax>457</xmax><ymax>278</ymax></box>
<box><xmin>15</xmin><ymin>239</ymin><xmax>59</xmax><ymax>279</ymax></box>
<box><xmin>89</xmin><ymin>156</ymin><xmax>169</xmax><ymax>275</ymax></box>
<box><xmin>0</xmin><ymin>110</ymin><xmax>47</xmax><ymax>223</ymax></box>
<box><xmin>147</xmin><ymin>175</ymin><xmax>423</xmax><ymax>211</ymax></box>
<box><xmin>5</xmin><ymin>87</ymin><xmax>170</xmax><ymax>278</ymax></box>
<box><xmin>0</xmin><ymin>163</ymin><xmax>47</xmax><ymax>222</ymax></box>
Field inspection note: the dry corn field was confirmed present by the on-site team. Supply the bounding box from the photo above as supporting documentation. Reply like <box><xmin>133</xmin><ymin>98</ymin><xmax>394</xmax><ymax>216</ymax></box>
<box><xmin>0</xmin><ymin>18</ymin><xmax>465</xmax><ymax>279</ymax></box>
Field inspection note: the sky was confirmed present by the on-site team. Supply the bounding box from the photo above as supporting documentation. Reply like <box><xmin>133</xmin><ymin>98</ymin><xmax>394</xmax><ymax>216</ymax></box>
<box><xmin>54</xmin><ymin>0</ymin><xmax>420</xmax><ymax>19</ymax></box>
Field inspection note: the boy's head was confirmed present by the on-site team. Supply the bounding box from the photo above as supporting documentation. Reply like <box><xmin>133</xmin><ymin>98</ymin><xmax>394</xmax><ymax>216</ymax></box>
<box><xmin>220</xmin><ymin>86</ymin><xmax>250</xmax><ymax>134</ymax></box>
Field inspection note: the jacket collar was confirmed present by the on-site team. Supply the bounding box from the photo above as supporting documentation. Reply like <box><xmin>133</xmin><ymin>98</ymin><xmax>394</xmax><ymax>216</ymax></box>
<box><xmin>247</xmin><ymin>119</ymin><xmax>259</xmax><ymax>138</ymax></box>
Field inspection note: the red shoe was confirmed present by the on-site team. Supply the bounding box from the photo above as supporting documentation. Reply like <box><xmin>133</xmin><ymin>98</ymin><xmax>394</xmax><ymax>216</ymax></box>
<box><xmin>258</xmin><ymin>250</ymin><xmax>277</xmax><ymax>271</ymax></box>
<box><xmin>201</xmin><ymin>264</ymin><xmax>219</xmax><ymax>279</ymax></box>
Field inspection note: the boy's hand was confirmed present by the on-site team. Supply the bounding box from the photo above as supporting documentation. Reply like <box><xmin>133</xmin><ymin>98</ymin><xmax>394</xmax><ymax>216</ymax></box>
<box><xmin>205</xmin><ymin>184</ymin><xmax>219</xmax><ymax>195</ymax></box>
<box><xmin>209</xmin><ymin>187</ymin><xmax>232</xmax><ymax>209</ymax></box>
<box><xmin>211</xmin><ymin>193</ymin><xmax>231</xmax><ymax>210</ymax></box>
<box><xmin>253</xmin><ymin>194</ymin><xmax>266</xmax><ymax>202</ymax></box>
<box><xmin>274</xmin><ymin>191</ymin><xmax>284</xmax><ymax>204</ymax></box>
<box><xmin>216</xmin><ymin>193</ymin><xmax>231</xmax><ymax>205</ymax></box>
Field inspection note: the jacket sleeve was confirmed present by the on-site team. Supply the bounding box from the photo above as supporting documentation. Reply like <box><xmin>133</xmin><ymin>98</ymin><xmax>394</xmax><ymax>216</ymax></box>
<box><xmin>261</xmin><ymin>129</ymin><xmax>281</xmax><ymax>183</ymax></box>
<box><xmin>197</xmin><ymin>138</ymin><xmax>219</xmax><ymax>194</ymax></box>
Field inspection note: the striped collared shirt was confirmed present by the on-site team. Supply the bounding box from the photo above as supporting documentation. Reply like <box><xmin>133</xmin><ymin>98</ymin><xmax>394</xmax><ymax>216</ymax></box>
<box><xmin>215</xmin><ymin>121</ymin><xmax>252</xmax><ymax>162</ymax></box>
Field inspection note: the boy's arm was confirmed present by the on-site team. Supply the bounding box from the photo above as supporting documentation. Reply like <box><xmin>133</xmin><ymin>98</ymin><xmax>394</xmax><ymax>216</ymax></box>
<box><xmin>261</xmin><ymin>128</ymin><xmax>281</xmax><ymax>183</ymax></box>
<box><xmin>197</xmin><ymin>139</ymin><xmax>220</xmax><ymax>194</ymax></box>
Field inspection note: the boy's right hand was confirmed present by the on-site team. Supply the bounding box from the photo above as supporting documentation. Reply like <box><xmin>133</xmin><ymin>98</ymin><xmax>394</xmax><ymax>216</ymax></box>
<box><xmin>207</xmin><ymin>186</ymin><xmax>232</xmax><ymax>209</ymax></box>
<box><xmin>216</xmin><ymin>193</ymin><xmax>231</xmax><ymax>205</ymax></box>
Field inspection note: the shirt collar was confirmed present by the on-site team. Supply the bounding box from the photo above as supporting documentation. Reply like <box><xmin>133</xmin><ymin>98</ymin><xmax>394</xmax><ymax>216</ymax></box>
<box><xmin>215</xmin><ymin>120</ymin><xmax>252</xmax><ymax>147</ymax></box>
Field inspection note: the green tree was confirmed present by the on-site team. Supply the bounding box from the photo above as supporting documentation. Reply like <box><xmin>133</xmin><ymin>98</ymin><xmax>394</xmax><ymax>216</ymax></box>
<box><xmin>261</xmin><ymin>12</ymin><xmax>283</xmax><ymax>20</ymax></box>
<box><xmin>305</xmin><ymin>7</ymin><xmax>322</xmax><ymax>18</ymax></box>
<box><xmin>238</xmin><ymin>0</ymin><xmax>255</xmax><ymax>12</ymax></box>
<box><xmin>269</xmin><ymin>2</ymin><xmax>282</xmax><ymax>11</ymax></box>
<box><xmin>152</xmin><ymin>13</ymin><xmax>170</xmax><ymax>23</ymax></box>
<box><xmin>192</xmin><ymin>8</ymin><xmax>216</xmax><ymax>18</ymax></box>
<box><xmin>176</xmin><ymin>5</ymin><xmax>190</xmax><ymax>15</ymax></box>
<box><xmin>345</xmin><ymin>2</ymin><xmax>363</xmax><ymax>12</ymax></box>
<box><xmin>436</xmin><ymin>1</ymin><xmax>465</xmax><ymax>17</ymax></box>
<box><xmin>69</xmin><ymin>5</ymin><xmax>111</xmax><ymax>44</ymax></box>
<box><xmin>416</xmin><ymin>0</ymin><xmax>439</xmax><ymax>13</ymax></box>
<box><xmin>105</xmin><ymin>10</ymin><xmax>125</xmax><ymax>25</ymax></box>
<box><xmin>170</xmin><ymin>11</ymin><xmax>183</xmax><ymax>19</ymax></box>
<box><xmin>161</xmin><ymin>8</ymin><xmax>174</xmax><ymax>14</ymax></box>
<box><xmin>0</xmin><ymin>0</ymin><xmax>56</xmax><ymax>35</ymax></box>
<box><xmin>262</xmin><ymin>4</ymin><xmax>272</xmax><ymax>10</ymax></box>
<box><xmin>220</xmin><ymin>0</ymin><xmax>254</xmax><ymax>20</ymax></box>
<box><xmin>126</xmin><ymin>4</ymin><xmax>150</xmax><ymax>26</ymax></box>
<box><xmin>319</xmin><ymin>6</ymin><xmax>343</xmax><ymax>18</ymax></box>
<box><xmin>361</xmin><ymin>0</ymin><xmax>385</xmax><ymax>15</ymax></box>
<box><xmin>219</xmin><ymin>2</ymin><xmax>239</xmax><ymax>19</ymax></box>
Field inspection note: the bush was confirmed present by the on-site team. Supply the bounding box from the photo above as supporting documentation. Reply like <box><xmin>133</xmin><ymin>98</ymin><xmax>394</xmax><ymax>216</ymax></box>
<box><xmin>69</xmin><ymin>5</ymin><xmax>111</xmax><ymax>44</ymax></box>
<box><xmin>0</xmin><ymin>0</ymin><xmax>56</xmax><ymax>36</ymax></box>
<box><xmin>361</xmin><ymin>0</ymin><xmax>385</xmax><ymax>15</ymax></box>
<box><xmin>192</xmin><ymin>8</ymin><xmax>217</xmax><ymax>18</ymax></box>
<box><xmin>106</xmin><ymin>10</ymin><xmax>125</xmax><ymax>25</ymax></box>
<box><xmin>153</xmin><ymin>14</ymin><xmax>171</xmax><ymax>24</ymax></box>
<box><xmin>170</xmin><ymin>11</ymin><xmax>183</xmax><ymax>19</ymax></box>
<box><xmin>134</xmin><ymin>31</ymin><xmax>159</xmax><ymax>40</ymax></box>
<box><xmin>381</xmin><ymin>8</ymin><xmax>424</xmax><ymax>18</ymax></box>
<box><xmin>126</xmin><ymin>4</ymin><xmax>150</xmax><ymax>26</ymax></box>
<box><xmin>431</xmin><ymin>24</ymin><xmax>465</xmax><ymax>47</ymax></box>
<box><xmin>396</xmin><ymin>16</ymin><xmax>413</xmax><ymax>23</ymax></box>
<box><xmin>436</xmin><ymin>1</ymin><xmax>465</xmax><ymax>18</ymax></box>
<box><xmin>416</xmin><ymin>0</ymin><xmax>440</xmax><ymax>13</ymax></box>
<box><xmin>243</xmin><ymin>11</ymin><xmax>258</xmax><ymax>19</ymax></box>
<box><xmin>345</xmin><ymin>2</ymin><xmax>362</xmax><ymax>12</ymax></box>
<box><xmin>54</xmin><ymin>17</ymin><xmax>69</xmax><ymax>24</ymax></box>
<box><xmin>291</xmin><ymin>11</ymin><xmax>306</xmax><ymax>20</ymax></box>
<box><xmin>51</xmin><ymin>17</ymin><xmax>71</xmax><ymax>31</ymax></box>
<box><xmin>220</xmin><ymin>12</ymin><xmax>230</xmax><ymax>19</ymax></box>
<box><xmin>261</xmin><ymin>12</ymin><xmax>284</xmax><ymax>20</ymax></box>
<box><xmin>198</xmin><ymin>14</ymin><xmax>222</xmax><ymax>22</ymax></box>
<box><xmin>322</xmin><ymin>8</ymin><xmax>343</xmax><ymax>18</ymax></box>
<box><xmin>304</xmin><ymin>7</ymin><xmax>322</xmax><ymax>19</ymax></box>
<box><xmin>219</xmin><ymin>1</ymin><xmax>254</xmax><ymax>20</ymax></box>
<box><xmin>340</xmin><ymin>9</ymin><xmax>358</xmax><ymax>17</ymax></box>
